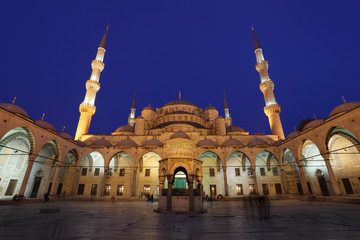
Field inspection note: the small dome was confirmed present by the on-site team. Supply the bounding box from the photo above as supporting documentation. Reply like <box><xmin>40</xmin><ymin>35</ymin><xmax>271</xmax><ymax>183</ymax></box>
<box><xmin>35</xmin><ymin>120</ymin><xmax>56</xmax><ymax>131</ymax></box>
<box><xmin>204</xmin><ymin>106</ymin><xmax>216</xmax><ymax>111</ymax></box>
<box><xmin>197</xmin><ymin>139</ymin><xmax>217</xmax><ymax>147</ymax></box>
<box><xmin>226</xmin><ymin>125</ymin><xmax>245</xmax><ymax>133</ymax></box>
<box><xmin>329</xmin><ymin>102</ymin><xmax>360</xmax><ymax>117</ymax></box>
<box><xmin>286</xmin><ymin>131</ymin><xmax>300</xmax><ymax>139</ymax></box>
<box><xmin>169</xmin><ymin>131</ymin><xmax>191</xmax><ymax>139</ymax></box>
<box><xmin>222</xmin><ymin>138</ymin><xmax>243</xmax><ymax>147</ymax></box>
<box><xmin>0</xmin><ymin>103</ymin><xmax>29</xmax><ymax>117</ymax></box>
<box><xmin>114</xmin><ymin>125</ymin><xmax>134</xmax><ymax>133</ymax></box>
<box><xmin>76</xmin><ymin>141</ymin><xmax>87</xmax><ymax>147</ymax></box>
<box><xmin>143</xmin><ymin>106</ymin><xmax>155</xmax><ymax>111</ymax></box>
<box><xmin>247</xmin><ymin>138</ymin><xmax>269</xmax><ymax>146</ymax></box>
<box><xmin>163</xmin><ymin>99</ymin><xmax>196</xmax><ymax>107</ymax></box>
<box><xmin>303</xmin><ymin>119</ymin><xmax>325</xmax><ymax>130</ymax></box>
<box><xmin>143</xmin><ymin>139</ymin><xmax>163</xmax><ymax>147</ymax></box>
<box><xmin>60</xmin><ymin>132</ymin><xmax>73</xmax><ymax>139</ymax></box>
<box><xmin>115</xmin><ymin>139</ymin><xmax>138</xmax><ymax>147</ymax></box>
<box><xmin>90</xmin><ymin>139</ymin><xmax>112</xmax><ymax>147</ymax></box>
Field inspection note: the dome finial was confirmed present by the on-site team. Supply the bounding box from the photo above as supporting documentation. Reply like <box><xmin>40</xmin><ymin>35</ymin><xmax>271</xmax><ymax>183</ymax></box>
<box><xmin>62</xmin><ymin>126</ymin><xmax>66</xmax><ymax>132</ymax></box>
<box><xmin>41</xmin><ymin>113</ymin><xmax>45</xmax><ymax>120</ymax></box>
<box><xmin>12</xmin><ymin>97</ymin><xmax>16</xmax><ymax>104</ymax></box>
<box><xmin>313</xmin><ymin>113</ymin><xmax>317</xmax><ymax>120</ymax></box>
<box><xmin>179</xmin><ymin>90</ymin><xmax>181</xmax><ymax>100</ymax></box>
<box><xmin>342</xmin><ymin>96</ymin><xmax>346</xmax><ymax>103</ymax></box>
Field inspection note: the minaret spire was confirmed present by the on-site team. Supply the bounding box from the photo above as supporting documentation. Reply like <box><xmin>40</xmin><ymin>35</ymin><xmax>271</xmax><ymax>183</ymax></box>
<box><xmin>252</xmin><ymin>27</ymin><xmax>285</xmax><ymax>139</ymax></box>
<box><xmin>223</xmin><ymin>91</ymin><xmax>231</xmax><ymax>126</ymax></box>
<box><xmin>75</xmin><ymin>26</ymin><xmax>108</xmax><ymax>140</ymax></box>
<box><xmin>128</xmin><ymin>92</ymin><xmax>136</xmax><ymax>127</ymax></box>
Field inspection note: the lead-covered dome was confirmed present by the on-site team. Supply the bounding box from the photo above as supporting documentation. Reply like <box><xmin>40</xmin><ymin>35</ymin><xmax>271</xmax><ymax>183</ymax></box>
<box><xmin>329</xmin><ymin>102</ymin><xmax>360</xmax><ymax>117</ymax></box>
<box><xmin>163</xmin><ymin>99</ymin><xmax>196</xmax><ymax>107</ymax></box>
<box><xmin>35</xmin><ymin>120</ymin><xmax>56</xmax><ymax>131</ymax></box>
<box><xmin>115</xmin><ymin>139</ymin><xmax>138</xmax><ymax>147</ymax></box>
<box><xmin>226</xmin><ymin>125</ymin><xmax>245</xmax><ymax>133</ymax></box>
<box><xmin>90</xmin><ymin>139</ymin><xmax>112</xmax><ymax>147</ymax></box>
<box><xmin>222</xmin><ymin>138</ymin><xmax>243</xmax><ymax>147</ymax></box>
<box><xmin>114</xmin><ymin>125</ymin><xmax>134</xmax><ymax>133</ymax></box>
<box><xmin>303</xmin><ymin>119</ymin><xmax>325</xmax><ymax>130</ymax></box>
<box><xmin>197</xmin><ymin>139</ymin><xmax>217</xmax><ymax>147</ymax></box>
<box><xmin>0</xmin><ymin>103</ymin><xmax>30</xmax><ymax>117</ymax></box>
<box><xmin>169</xmin><ymin>131</ymin><xmax>191</xmax><ymax>139</ymax></box>
<box><xmin>60</xmin><ymin>132</ymin><xmax>73</xmax><ymax>139</ymax></box>
<box><xmin>286</xmin><ymin>131</ymin><xmax>300</xmax><ymax>139</ymax></box>
<box><xmin>143</xmin><ymin>139</ymin><xmax>163</xmax><ymax>147</ymax></box>
<box><xmin>247</xmin><ymin>138</ymin><xmax>269</xmax><ymax>146</ymax></box>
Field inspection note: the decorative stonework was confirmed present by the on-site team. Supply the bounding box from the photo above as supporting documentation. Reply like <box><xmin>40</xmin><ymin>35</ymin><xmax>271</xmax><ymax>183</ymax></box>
<box><xmin>264</xmin><ymin>104</ymin><xmax>281</xmax><ymax>116</ymax></box>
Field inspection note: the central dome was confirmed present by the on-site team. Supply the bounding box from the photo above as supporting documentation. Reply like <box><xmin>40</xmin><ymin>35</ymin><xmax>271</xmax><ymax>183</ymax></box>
<box><xmin>163</xmin><ymin>99</ymin><xmax>197</xmax><ymax>107</ymax></box>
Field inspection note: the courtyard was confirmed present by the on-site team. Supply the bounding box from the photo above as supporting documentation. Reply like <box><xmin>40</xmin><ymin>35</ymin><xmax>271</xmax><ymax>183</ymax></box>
<box><xmin>0</xmin><ymin>200</ymin><xmax>359</xmax><ymax>239</ymax></box>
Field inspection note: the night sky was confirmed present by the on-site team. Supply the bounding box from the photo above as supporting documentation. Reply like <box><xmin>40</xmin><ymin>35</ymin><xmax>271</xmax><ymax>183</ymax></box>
<box><xmin>1</xmin><ymin>1</ymin><xmax>359</xmax><ymax>138</ymax></box>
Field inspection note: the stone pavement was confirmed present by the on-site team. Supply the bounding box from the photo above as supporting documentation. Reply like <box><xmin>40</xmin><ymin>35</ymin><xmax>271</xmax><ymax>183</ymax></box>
<box><xmin>0</xmin><ymin>200</ymin><xmax>360</xmax><ymax>239</ymax></box>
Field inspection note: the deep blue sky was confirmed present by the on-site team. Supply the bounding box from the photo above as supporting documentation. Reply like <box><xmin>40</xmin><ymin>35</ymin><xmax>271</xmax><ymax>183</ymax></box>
<box><xmin>1</xmin><ymin>1</ymin><xmax>359</xmax><ymax>137</ymax></box>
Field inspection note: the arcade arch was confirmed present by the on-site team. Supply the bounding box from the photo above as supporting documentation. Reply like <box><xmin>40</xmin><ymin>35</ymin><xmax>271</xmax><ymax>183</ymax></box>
<box><xmin>137</xmin><ymin>152</ymin><xmax>161</xmax><ymax>198</ymax></box>
<box><xmin>255</xmin><ymin>151</ymin><xmax>282</xmax><ymax>196</ymax></box>
<box><xmin>226</xmin><ymin>151</ymin><xmax>251</xmax><ymax>197</ymax></box>
<box><xmin>282</xmin><ymin>148</ymin><xmax>302</xmax><ymax>195</ymax></box>
<box><xmin>199</xmin><ymin>151</ymin><xmax>223</xmax><ymax>197</ymax></box>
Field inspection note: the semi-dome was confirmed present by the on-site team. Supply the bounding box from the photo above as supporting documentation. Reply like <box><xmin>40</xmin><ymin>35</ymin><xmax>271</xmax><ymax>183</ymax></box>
<box><xmin>35</xmin><ymin>120</ymin><xmax>56</xmax><ymax>131</ymax></box>
<box><xmin>247</xmin><ymin>138</ymin><xmax>268</xmax><ymax>146</ymax></box>
<box><xmin>115</xmin><ymin>139</ymin><xmax>138</xmax><ymax>147</ymax></box>
<box><xmin>303</xmin><ymin>119</ymin><xmax>325</xmax><ymax>130</ymax></box>
<box><xmin>114</xmin><ymin>125</ymin><xmax>134</xmax><ymax>133</ymax></box>
<box><xmin>143</xmin><ymin>139</ymin><xmax>163</xmax><ymax>147</ymax></box>
<box><xmin>163</xmin><ymin>99</ymin><xmax>196</xmax><ymax>107</ymax></box>
<box><xmin>329</xmin><ymin>102</ymin><xmax>360</xmax><ymax>117</ymax></box>
<box><xmin>60</xmin><ymin>132</ymin><xmax>73</xmax><ymax>139</ymax></box>
<box><xmin>0</xmin><ymin>103</ymin><xmax>29</xmax><ymax>117</ymax></box>
<box><xmin>169</xmin><ymin>131</ymin><xmax>191</xmax><ymax>139</ymax></box>
<box><xmin>226</xmin><ymin>125</ymin><xmax>245</xmax><ymax>133</ymax></box>
<box><xmin>197</xmin><ymin>139</ymin><xmax>217</xmax><ymax>147</ymax></box>
<box><xmin>286</xmin><ymin>131</ymin><xmax>300</xmax><ymax>139</ymax></box>
<box><xmin>222</xmin><ymin>138</ymin><xmax>243</xmax><ymax>147</ymax></box>
<box><xmin>90</xmin><ymin>139</ymin><xmax>112</xmax><ymax>147</ymax></box>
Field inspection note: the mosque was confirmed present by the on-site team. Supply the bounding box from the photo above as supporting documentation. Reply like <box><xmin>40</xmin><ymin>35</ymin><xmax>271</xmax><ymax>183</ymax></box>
<box><xmin>1</xmin><ymin>27</ymin><xmax>360</xmax><ymax>211</ymax></box>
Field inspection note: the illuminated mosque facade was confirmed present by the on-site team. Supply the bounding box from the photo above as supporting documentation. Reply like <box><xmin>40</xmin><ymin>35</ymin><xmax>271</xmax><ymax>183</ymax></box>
<box><xmin>1</xmin><ymin>27</ymin><xmax>360</xmax><ymax>210</ymax></box>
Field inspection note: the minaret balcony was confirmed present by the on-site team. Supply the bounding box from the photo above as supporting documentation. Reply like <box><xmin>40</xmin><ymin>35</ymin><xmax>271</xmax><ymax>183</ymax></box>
<box><xmin>86</xmin><ymin>80</ymin><xmax>101</xmax><ymax>91</ymax></box>
<box><xmin>80</xmin><ymin>103</ymin><xmax>96</xmax><ymax>114</ymax></box>
<box><xmin>259</xmin><ymin>80</ymin><xmax>274</xmax><ymax>92</ymax></box>
<box><xmin>91</xmin><ymin>60</ymin><xmax>105</xmax><ymax>71</ymax></box>
<box><xmin>264</xmin><ymin>104</ymin><xmax>281</xmax><ymax>116</ymax></box>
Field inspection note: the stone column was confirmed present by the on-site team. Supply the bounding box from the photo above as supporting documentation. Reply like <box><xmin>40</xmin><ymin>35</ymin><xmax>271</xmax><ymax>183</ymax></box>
<box><xmin>298</xmin><ymin>164</ymin><xmax>309</xmax><ymax>195</ymax></box>
<box><xmin>222</xmin><ymin>168</ymin><xmax>229</xmax><ymax>196</ymax></box>
<box><xmin>131</xmin><ymin>169</ymin><xmax>137</xmax><ymax>197</ymax></box>
<box><xmin>321</xmin><ymin>153</ymin><xmax>341</xmax><ymax>195</ymax></box>
<box><xmin>49</xmin><ymin>162</ymin><xmax>62</xmax><ymax>196</ymax></box>
<box><xmin>71</xmin><ymin>167</ymin><xmax>80</xmax><ymax>196</ymax></box>
<box><xmin>167</xmin><ymin>176</ymin><xmax>173</xmax><ymax>211</ymax></box>
<box><xmin>280</xmin><ymin>166</ymin><xmax>289</xmax><ymax>194</ymax></box>
<box><xmin>18</xmin><ymin>154</ymin><xmax>37</xmax><ymax>196</ymax></box>
<box><xmin>158</xmin><ymin>176</ymin><xmax>165</xmax><ymax>209</ymax></box>
<box><xmin>101</xmin><ymin>168</ymin><xmax>108</xmax><ymax>196</ymax></box>
<box><xmin>251</xmin><ymin>167</ymin><xmax>259</xmax><ymax>195</ymax></box>
<box><xmin>188</xmin><ymin>175</ymin><xmax>194</xmax><ymax>211</ymax></box>
<box><xmin>199</xmin><ymin>182</ymin><xmax>203</xmax><ymax>210</ymax></box>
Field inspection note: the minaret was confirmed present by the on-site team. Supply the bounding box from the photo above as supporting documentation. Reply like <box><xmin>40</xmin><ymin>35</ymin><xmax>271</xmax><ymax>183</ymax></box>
<box><xmin>252</xmin><ymin>27</ymin><xmax>285</xmax><ymax>139</ymax></box>
<box><xmin>223</xmin><ymin>91</ymin><xmax>232</xmax><ymax>126</ymax></box>
<box><xmin>75</xmin><ymin>26</ymin><xmax>108</xmax><ymax>140</ymax></box>
<box><xmin>128</xmin><ymin>92</ymin><xmax>136</xmax><ymax>127</ymax></box>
